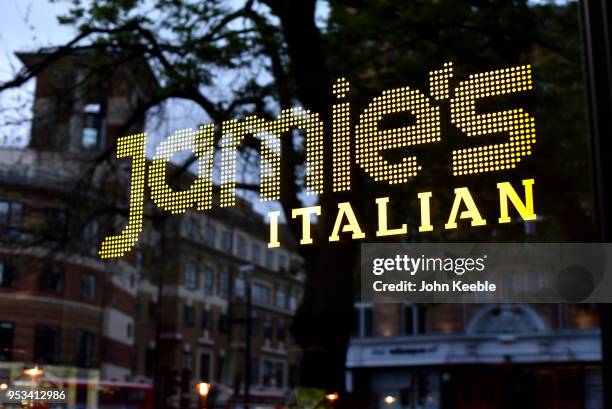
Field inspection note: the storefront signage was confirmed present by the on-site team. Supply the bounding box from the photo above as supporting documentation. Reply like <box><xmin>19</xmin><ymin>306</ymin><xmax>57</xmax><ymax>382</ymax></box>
<box><xmin>99</xmin><ymin>62</ymin><xmax>536</xmax><ymax>259</ymax></box>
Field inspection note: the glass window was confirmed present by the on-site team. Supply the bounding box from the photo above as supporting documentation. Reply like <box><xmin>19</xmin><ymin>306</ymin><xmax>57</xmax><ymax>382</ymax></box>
<box><xmin>403</xmin><ymin>304</ymin><xmax>415</xmax><ymax>335</ymax></box>
<box><xmin>82</xmin><ymin>103</ymin><xmax>104</xmax><ymax>150</ymax></box>
<box><xmin>219</xmin><ymin>271</ymin><xmax>230</xmax><ymax>298</ymax></box>
<box><xmin>235</xmin><ymin>277</ymin><xmax>245</xmax><ymax>298</ymax></box>
<box><xmin>80</xmin><ymin>273</ymin><xmax>96</xmax><ymax>301</ymax></box>
<box><xmin>275</xmin><ymin>362</ymin><xmax>284</xmax><ymax>387</ymax></box>
<box><xmin>185</xmin><ymin>261</ymin><xmax>198</xmax><ymax>290</ymax></box>
<box><xmin>278</xmin><ymin>254</ymin><xmax>288</xmax><ymax>271</ymax></box>
<box><xmin>249</xmin><ymin>358</ymin><xmax>258</xmax><ymax>384</ymax></box>
<box><xmin>181</xmin><ymin>351</ymin><xmax>193</xmax><ymax>371</ymax></box>
<box><xmin>276</xmin><ymin>319</ymin><xmax>286</xmax><ymax>343</ymax></box>
<box><xmin>75</xmin><ymin>329</ymin><xmax>93</xmax><ymax>368</ymax></box>
<box><xmin>82</xmin><ymin>221</ymin><xmax>99</xmax><ymax>255</ymax></box>
<box><xmin>275</xmin><ymin>290</ymin><xmax>286</xmax><ymax>309</ymax></box>
<box><xmin>363</xmin><ymin>306</ymin><xmax>373</xmax><ymax>337</ymax></box>
<box><xmin>200</xmin><ymin>353</ymin><xmax>211</xmax><ymax>380</ymax></box>
<box><xmin>34</xmin><ymin>325</ymin><xmax>61</xmax><ymax>364</ymax></box>
<box><xmin>204</xmin><ymin>222</ymin><xmax>216</xmax><ymax>247</ymax></box>
<box><xmin>252</xmin><ymin>283</ymin><xmax>272</xmax><ymax>305</ymax></box>
<box><xmin>265</xmin><ymin>249</ymin><xmax>275</xmax><ymax>270</ymax></box>
<box><xmin>237</xmin><ymin>235</ymin><xmax>247</xmax><ymax>259</ymax></box>
<box><xmin>186</xmin><ymin>216</ymin><xmax>200</xmax><ymax>240</ymax></box>
<box><xmin>0</xmin><ymin>201</ymin><xmax>22</xmax><ymax>228</ymax></box>
<box><xmin>0</xmin><ymin>261</ymin><xmax>17</xmax><ymax>288</ymax></box>
<box><xmin>148</xmin><ymin>301</ymin><xmax>158</xmax><ymax>320</ymax></box>
<box><xmin>204</xmin><ymin>267</ymin><xmax>214</xmax><ymax>296</ymax></box>
<box><xmin>201</xmin><ymin>309</ymin><xmax>212</xmax><ymax>330</ymax></box>
<box><xmin>252</xmin><ymin>243</ymin><xmax>261</xmax><ymax>265</ymax></box>
<box><xmin>183</xmin><ymin>305</ymin><xmax>195</xmax><ymax>327</ymax></box>
<box><xmin>145</xmin><ymin>347</ymin><xmax>155</xmax><ymax>376</ymax></box>
<box><xmin>263</xmin><ymin>320</ymin><xmax>272</xmax><ymax>339</ymax></box>
<box><xmin>0</xmin><ymin>322</ymin><xmax>15</xmax><ymax>361</ymax></box>
<box><xmin>39</xmin><ymin>265</ymin><xmax>64</xmax><ymax>294</ymax></box>
<box><xmin>136</xmin><ymin>250</ymin><xmax>144</xmax><ymax>274</ymax></box>
<box><xmin>221</xmin><ymin>230</ymin><xmax>233</xmax><ymax>252</ymax></box>
<box><xmin>218</xmin><ymin>313</ymin><xmax>229</xmax><ymax>334</ymax></box>
<box><xmin>288</xmin><ymin>294</ymin><xmax>297</xmax><ymax>312</ymax></box>
<box><xmin>262</xmin><ymin>360</ymin><xmax>273</xmax><ymax>386</ymax></box>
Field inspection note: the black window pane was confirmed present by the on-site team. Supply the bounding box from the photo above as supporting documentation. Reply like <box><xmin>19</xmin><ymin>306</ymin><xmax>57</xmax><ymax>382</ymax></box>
<box><xmin>34</xmin><ymin>325</ymin><xmax>61</xmax><ymax>364</ymax></box>
<box><xmin>0</xmin><ymin>322</ymin><xmax>15</xmax><ymax>361</ymax></box>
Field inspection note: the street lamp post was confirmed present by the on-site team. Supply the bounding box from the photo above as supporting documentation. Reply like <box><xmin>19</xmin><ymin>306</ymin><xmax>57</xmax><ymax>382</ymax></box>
<box><xmin>197</xmin><ymin>382</ymin><xmax>210</xmax><ymax>409</ymax></box>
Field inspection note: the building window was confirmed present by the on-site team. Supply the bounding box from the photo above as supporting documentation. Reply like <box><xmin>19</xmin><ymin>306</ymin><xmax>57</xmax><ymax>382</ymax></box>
<box><xmin>263</xmin><ymin>320</ymin><xmax>272</xmax><ymax>340</ymax></box>
<box><xmin>204</xmin><ymin>222</ymin><xmax>216</xmax><ymax>247</ymax></box>
<box><xmin>185</xmin><ymin>261</ymin><xmax>198</xmax><ymax>290</ymax></box>
<box><xmin>0</xmin><ymin>201</ymin><xmax>23</xmax><ymax>229</ymax></box>
<box><xmin>252</xmin><ymin>243</ymin><xmax>261</xmax><ymax>265</ymax></box>
<box><xmin>221</xmin><ymin>230</ymin><xmax>233</xmax><ymax>252</ymax></box>
<box><xmin>181</xmin><ymin>351</ymin><xmax>193</xmax><ymax>371</ymax></box>
<box><xmin>278</xmin><ymin>254</ymin><xmax>288</xmax><ymax>271</ymax></box>
<box><xmin>0</xmin><ymin>261</ymin><xmax>17</xmax><ymax>288</ymax></box>
<box><xmin>80</xmin><ymin>273</ymin><xmax>96</xmax><ymax>301</ymax></box>
<box><xmin>204</xmin><ymin>267</ymin><xmax>214</xmax><ymax>296</ymax></box>
<box><xmin>262</xmin><ymin>360</ymin><xmax>273</xmax><ymax>386</ymax></box>
<box><xmin>0</xmin><ymin>322</ymin><xmax>15</xmax><ymax>361</ymax></box>
<box><xmin>218</xmin><ymin>313</ymin><xmax>229</xmax><ymax>334</ymax></box>
<box><xmin>250</xmin><ymin>358</ymin><xmax>259</xmax><ymax>384</ymax></box>
<box><xmin>250</xmin><ymin>316</ymin><xmax>259</xmax><ymax>337</ymax></box>
<box><xmin>235</xmin><ymin>277</ymin><xmax>245</xmax><ymax>298</ymax></box>
<box><xmin>186</xmin><ymin>216</ymin><xmax>200</xmax><ymax>240</ymax></box>
<box><xmin>82</xmin><ymin>221</ymin><xmax>99</xmax><ymax>255</ymax></box>
<box><xmin>353</xmin><ymin>305</ymin><xmax>373</xmax><ymax>337</ymax></box>
<box><xmin>237</xmin><ymin>236</ymin><xmax>247</xmax><ymax>259</ymax></box>
<box><xmin>145</xmin><ymin>347</ymin><xmax>155</xmax><ymax>376</ymax></box>
<box><xmin>200</xmin><ymin>353</ymin><xmax>211</xmax><ymax>380</ymax></box>
<box><xmin>46</xmin><ymin>209</ymin><xmax>67</xmax><ymax>238</ymax></box>
<box><xmin>136</xmin><ymin>250</ymin><xmax>144</xmax><ymax>275</ymax></box>
<box><xmin>275</xmin><ymin>290</ymin><xmax>286</xmax><ymax>309</ymax></box>
<box><xmin>184</xmin><ymin>305</ymin><xmax>195</xmax><ymax>327</ymax></box>
<box><xmin>252</xmin><ymin>283</ymin><xmax>272</xmax><ymax>305</ymax></box>
<box><xmin>216</xmin><ymin>355</ymin><xmax>224</xmax><ymax>383</ymax></box>
<box><xmin>75</xmin><ymin>329</ymin><xmax>93</xmax><ymax>368</ymax></box>
<box><xmin>39</xmin><ymin>265</ymin><xmax>65</xmax><ymax>294</ymax></box>
<box><xmin>403</xmin><ymin>304</ymin><xmax>416</xmax><ymax>335</ymax></box>
<box><xmin>149</xmin><ymin>301</ymin><xmax>158</xmax><ymax>320</ymax></box>
<box><xmin>265</xmin><ymin>249</ymin><xmax>275</xmax><ymax>270</ymax></box>
<box><xmin>82</xmin><ymin>103</ymin><xmax>105</xmax><ymax>150</ymax></box>
<box><xmin>34</xmin><ymin>325</ymin><xmax>61</xmax><ymax>364</ymax></box>
<box><xmin>276</xmin><ymin>319</ymin><xmax>286</xmax><ymax>344</ymax></box>
<box><xmin>127</xmin><ymin>323</ymin><xmax>133</xmax><ymax>338</ymax></box>
<box><xmin>275</xmin><ymin>362</ymin><xmax>284</xmax><ymax>387</ymax></box>
<box><xmin>201</xmin><ymin>309</ymin><xmax>212</xmax><ymax>330</ymax></box>
<box><xmin>219</xmin><ymin>271</ymin><xmax>230</xmax><ymax>298</ymax></box>
<box><xmin>288</xmin><ymin>293</ymin><xmax>297</xmax><ymax>312</ymax></box>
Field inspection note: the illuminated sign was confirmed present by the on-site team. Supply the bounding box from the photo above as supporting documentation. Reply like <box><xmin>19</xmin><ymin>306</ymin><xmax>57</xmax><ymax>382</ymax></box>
<box><xmin>99</xmin><ymin>62</ymin><xmax>536</xmax><ymax>259</ymax></box>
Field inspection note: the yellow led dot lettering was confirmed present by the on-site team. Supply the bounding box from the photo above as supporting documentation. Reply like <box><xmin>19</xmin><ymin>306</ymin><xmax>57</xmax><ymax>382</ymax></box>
<box><xmin>355</xmin><ymin>86</ymin><xmax>441</xmax><ymax>184</ymax></box>
<box><xmin>220</xmin><ymin>109</ymin><xmax>324</xmax><ymax>207</ymax></box>
<box><xmin>450</xmin><ymin>64</ymin><xmax>536</xmax><ymax>175</ymax></box>
<box><xmin>149</xmin><ymin>126</ymin><xmax>215</xmax><ymax>213</ymax></box>
<box><xmin>429</xmin><ymin>62</ymin><xmax>454</xmax><ymax>100</ymax></box>
<box><xmin>98</xmin><ymin>132</ymin><xmax>147</xmax><ymax>259</ymax></box>
<box><xmin>332</xmin><ymin>78</ymin><xmax>351</xmax><ymax>192</ymax></box>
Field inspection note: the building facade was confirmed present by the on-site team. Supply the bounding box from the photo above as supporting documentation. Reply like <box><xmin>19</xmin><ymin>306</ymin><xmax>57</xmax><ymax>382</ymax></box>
<box><xmin>347</xmin><ymin>302</ymin><xmax>602</xmax><ymax>409</ymax></box>
<box><xmin>0</xmin><ymin>50</ymin><xmax>303</xmax><ymax>408</ymax></box>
